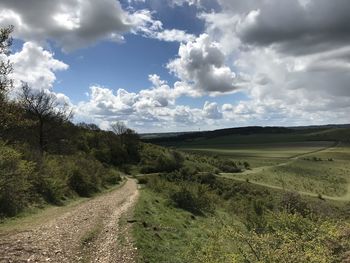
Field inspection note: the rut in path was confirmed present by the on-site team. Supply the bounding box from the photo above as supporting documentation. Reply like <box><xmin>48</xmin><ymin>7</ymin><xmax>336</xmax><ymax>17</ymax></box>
<box><xmin>0</xmin><ymin>179</ymin><xmax>139</xmax><ymax>263</ymax></box>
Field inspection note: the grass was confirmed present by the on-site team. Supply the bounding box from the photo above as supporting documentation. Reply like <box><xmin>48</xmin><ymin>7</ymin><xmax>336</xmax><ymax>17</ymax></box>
<box><xmin>133</xmin><ymin>188</ymin><xmax>241</xmax><ymax>263</ymax></box>
<box><xmin>133</xmin><ymin>176</ymin><xmax>350</xmax><ymax>263</ymax></box>
<box><xmin>223</xmin><ymin>143</ymin><xmax>350</xmax><ymax>197</ymax></box>
<box><xmin>170</xmin><ymin>133</ymin><xmax>348</xmax><ymax>198</ymax></box>
<box><xmin>80</xmin><ymin>224</ymin><xmax>102</xmax><ymax>246</ymax></box>
<box><xmin>179</xmin><ymin>141</ymin><xmax>335</xmax><ymax>159</ymax></box>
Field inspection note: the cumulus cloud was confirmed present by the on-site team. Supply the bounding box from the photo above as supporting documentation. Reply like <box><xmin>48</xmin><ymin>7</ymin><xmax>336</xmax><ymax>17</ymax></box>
<box><xmin>0</xmin><ymin>0</ymin><xmax>194</xmax><ymax>52</ymax></box>
<box><xmin>167</xmin><ymin>34</ymin><xmax>239</xmax><ymax>94</ymax></box>
<box><xmin>74</xmin><ymin>78</ymin><xmax>227</xmax><ymax>132</ymax></box>
<box><xmin>131</xmin><ymin>9</ymin><xmax>195</xmax><ymax>43</ymax></box>
<box><xmin>0</xmin><ymin>0</ymin><xmax>134</xmax><ymax>51</ymax></box>
<box><xmin>232</xmin><ymin>0</ymin><xmax>350</xmax><ymax>55</ymax></box>
<box><xmin>203</xmin><ymin>101</ymin><xmax>222</xmax><ymax>119</ymax></box>
<box><xmin>9</xmin><ymin>41</ymin><xmax>68</xmax><ymax>91</ymax></box>
<box><xmin>198</xmin><ymin>0</ymin><xmax>350</xmax><ymax>125</ymax></box>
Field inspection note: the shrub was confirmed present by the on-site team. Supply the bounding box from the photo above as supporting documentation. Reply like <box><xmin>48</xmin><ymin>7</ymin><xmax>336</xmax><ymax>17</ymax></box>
<box><xmin>281</xmin><ymin>191</ymin><xmax>309</xmax><ymax>216</ymax></box>
<box><xmin>170</xmin><ymin>183</ymin><xmax>215</xmax><ymax>215</ymax></box>
<box><xmin>69</xmin><ymin>168</ymin><xmax>96</xmax><ymax>197</ymax></box>
<box><xmin>104</xmin><ymin>169</ymin><xmax>122</xmax><ymax>185</ymax></box>
<box><xmin>0</xmin><ymin>143</ymin><xmax>35</xmax><ymax>216</ymax></box>
<box><xmin>137</xmin><ymin>177</ymin><xmax>148</xmax><ymax>184</ymax></box>
<box><xmin>243</xmin><ymin>161</ymin><xmax>250</xmax><ymax>169</ymax></box>
<box><xmin>36</xmin><ymin>155</ymin><xmax>71</xmax><ymax>204</ymax></box>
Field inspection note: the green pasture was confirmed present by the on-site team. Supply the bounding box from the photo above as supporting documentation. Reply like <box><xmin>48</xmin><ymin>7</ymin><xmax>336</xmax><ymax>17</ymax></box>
<box><xmin>175</xmin><ymin>134</ymin><xmax>349</xmax><ymax>199</ymax></box>
<box><xmin>221</xmin><ymin>143</ymin><xmax>350</xmax><ymax>198</ymax></box>
<box><xmin>180</xmin><ymin>141</ymin><xmax>335</xmax><ymax>159</ymax></box>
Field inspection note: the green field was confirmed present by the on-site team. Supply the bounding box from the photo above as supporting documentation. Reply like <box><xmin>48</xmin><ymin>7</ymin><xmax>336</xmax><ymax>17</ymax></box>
<box><xmin>168</xmin><ymin>130</ymin><xmax>350</xmax><ymax>199</ymax></box>
<box><xmin>218</xmin><ymin>143</ymin><xmax>350</xmax><ymax>198</ymax></box>
<box><xmin>181</xmin><ymin>141</ymin><xmax>335</xmax><ymax>158</ymax></box>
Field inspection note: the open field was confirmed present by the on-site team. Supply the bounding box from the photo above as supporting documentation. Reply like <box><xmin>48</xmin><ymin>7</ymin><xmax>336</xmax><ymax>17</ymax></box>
<box><xmin>180</xmin><ymin>141</ymin><xmax>335</xmax><ymax>159</ymax></box>
<box><xmin>162</xmin><ymin>129</ymin><xmax>350</xmax><ymax>199</ymax></box>
<box><xmin>219</xmin><ymin>143</ymin><xmax>350</xmax><ymax>197</ymax></box>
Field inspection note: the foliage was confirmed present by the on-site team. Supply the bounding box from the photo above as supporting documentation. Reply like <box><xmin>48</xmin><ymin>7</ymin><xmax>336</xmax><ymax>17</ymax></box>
<box><xmin>0</xmin><ymin>25</ymin><xmax>13</xmax><ymax>100</ymax></box>
<box><xmin>0</xmin><ymin>142</ymin><xmax>35</xmax><ymax>216</ymax></box>
<box><xmin>228</xmin><ymin>212</ymin><xmax>350</xmax><ymax>263</ymax></box>
<box><xmin>19</xmin><ymin>84</ymin><xmax>73</xmax><ymax>154</ymax></box>
<box><xmin>139</xmin><ymin>144</ymin><xmax>184</xmax><ymax>173</ymax></box>
<box><xmin>170</xmin><ymin>183</ymin><xmax>215</xmax><ymax>215</ymax></box>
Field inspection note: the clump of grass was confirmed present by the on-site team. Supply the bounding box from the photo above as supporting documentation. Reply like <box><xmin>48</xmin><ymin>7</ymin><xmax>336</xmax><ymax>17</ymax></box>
<box><xmin>81</xmin><ymin>224</ymin><xmax>102</xmax><ymax>246</ymax></box>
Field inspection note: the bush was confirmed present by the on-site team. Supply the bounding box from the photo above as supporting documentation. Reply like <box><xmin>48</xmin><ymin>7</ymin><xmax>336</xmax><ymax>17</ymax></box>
<box><xmin>104</xmin><ymin>169</ymin><xmax>122</xmax><ymax>185</ymax></box>
<box><xmin>36</xmin><ymin>155</ymin><xmax>71</xmax><ymax>204</ymax></box>
<box><xmin>0</xmin><ymin>143</ymin><xmax>35</xmax><ymax>216</ymax></box>
<box><xmin>69</xmin><ymin>168</ymin><xmax>97</xmax><ymax>197</ymax></box>
<box><xmin>281</xmin><ymin>191</ymin><xmax>309</xmax><ymax>216</ymax></box>
<box><xmin>170</xmin><ymin>183</ymin><xmax>215</xmax><ymax>215</ymax></box>
<box><xmin>137</xmin><ymin>177</ymin><xmax>148</xmax><ymax>184</ymax></box>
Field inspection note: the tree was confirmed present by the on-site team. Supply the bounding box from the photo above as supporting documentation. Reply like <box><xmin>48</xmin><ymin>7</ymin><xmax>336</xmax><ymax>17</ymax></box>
<box><xmin>0</xmin><ymin>25</ymin><xmax>18</xmax><ymax>137</ymax></box>
<box><xmin>19</xmin><ymin>84</ymin><xmax>72</xmax><ymax>154</ymax></box>
<box><xmin>111</xmin><ymin>121</ymin><xmax>140</xmax><ymax>163</ymax></box>
<box><xmin>111</xmin><ymin>121</ymin><xmax>128</xmax><ymax>146</ymax></box>
<box><xmin>0</xmin><ymin>25</ymin><xmax>13</xmax><ymax>101</ymax></box>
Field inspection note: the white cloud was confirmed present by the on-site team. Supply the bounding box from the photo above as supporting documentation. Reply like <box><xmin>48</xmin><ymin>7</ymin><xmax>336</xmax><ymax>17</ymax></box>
<box><xmin>203</xmin><ymin>101</ymin><xmax>222</xmax><ymax>119</ymax></box>
<box><xmin>197</xmin><ymin>0</ymin><xmax>350</xmax><ymax>126</ymax></box>
<box><xmin>154</xmin><ymin>29</ymin><xmax>195</xmax><ymax>43</ymax></box>
<box><xmin>131</xmin><ymin>9</ymin><xmax>195</xmax><ymax>43</ymax></box>
<box><xmin>0</xmin><ymin>0</ymin><xmax>194</xmax><ymax>52</ymax></box>
<box><xmin>0</xmin><ymin>0</ymin><xmax>133</xmax><ymax>51</ymax></box>
<box><xmin>9</xmin><ymin>42</ymin><xmax>68</xmax><ymax>91</ymax></box>
<box><xmin>74</xmin><ymin>79</ymin><xmax>228</xmax><ymax>132</ymax></box>
<box><xmin>167</xmin><ymin>34</ymin><xmax>239</xmax><ymax>95</ymax></box>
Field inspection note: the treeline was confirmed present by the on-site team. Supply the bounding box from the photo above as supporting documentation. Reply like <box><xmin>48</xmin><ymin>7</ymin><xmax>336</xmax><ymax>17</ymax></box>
<box><xmin>0</xmin><ymin>26</ymin><xmax>139</xmax><ymax>217</ymax></box>
<box><xmin>143</xmin><ymin>126</ymin><xmax>294</xmax><ymax>144</ymax></box>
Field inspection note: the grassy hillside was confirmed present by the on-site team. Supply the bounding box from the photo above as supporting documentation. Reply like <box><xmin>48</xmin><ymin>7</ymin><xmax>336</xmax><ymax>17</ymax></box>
<box><xmin>133</xmin><ymin>173</ymin><xmax>350</xmax><ymax>263</ymax></box>
<box><xmin>133</xmin><ymin>126</ymin><xmax>350</xmax><ymax>262</ymax></box>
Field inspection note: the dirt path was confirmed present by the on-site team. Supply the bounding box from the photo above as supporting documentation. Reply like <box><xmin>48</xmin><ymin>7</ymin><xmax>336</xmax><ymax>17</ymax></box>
<box><xmin>0</xmin><ymin>178</ymin><xmax>139</xmax><ymax>263</ymax></box>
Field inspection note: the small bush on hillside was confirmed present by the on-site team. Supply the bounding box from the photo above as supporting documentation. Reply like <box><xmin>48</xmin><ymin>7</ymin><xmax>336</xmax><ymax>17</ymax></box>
<box><xmin>243</xmin><ymin>161</ymin><xmax>250</xmax><ymax>169</ymax></box>
<box><xmin>245</xmin><ymin>199</ymin><xmax>267</xmax><ymax>233</ymax></box>
<box><xmin>68</xmin><ymin>156</ymin><xmax>102</xmax><ymax>197</ymax></box>
<box><xmin>281</xmin><ymin>191</ymin><xmax>309</xmax><ymax>216</ymax></box>
<box><xmin>36</xmin><ymin>157</ymin><xmax>71</xmax><ymax>204</ymax></box>
<box><xmin>104</xmin><ymin>169</ymin><xmax>122</xmax><ymax>185</ymax></box>
<box><xmin>137</xmin><ymin>177</ymin><xmax>148</xmax><ymax>184</ymax></box>
<box><xmin>69</xmin><ymin>168</ymin><xmax>97</xmax><ymax>197</ymax></box>
<box><xmin>0</xmin><ymin>143</ymin><xmax>35</xmax><ymax>216</ymax></box>
<box><xmin>170</xmin><ymin>183</ymin><xmax>215</xmax><ymax>215</ymax></box>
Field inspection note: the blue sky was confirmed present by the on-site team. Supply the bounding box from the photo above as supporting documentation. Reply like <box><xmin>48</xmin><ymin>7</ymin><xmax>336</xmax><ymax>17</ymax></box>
<box><xmin>1</xmin><ymin>0</ymin><xmax>350</xmax><ymax>132</ymax></box>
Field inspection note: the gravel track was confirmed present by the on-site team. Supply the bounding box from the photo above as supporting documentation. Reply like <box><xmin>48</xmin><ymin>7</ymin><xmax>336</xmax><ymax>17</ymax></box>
<box><xmin>0</xmin><ymin>179</ymin><xmax>139</xmax><ymax>263</ymax></box>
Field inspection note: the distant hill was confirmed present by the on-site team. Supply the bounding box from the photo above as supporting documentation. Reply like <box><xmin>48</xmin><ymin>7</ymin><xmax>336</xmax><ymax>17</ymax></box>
<box><xmin>142</xmin><ymin>124</ymin><xmax>350</xmax><ymax>145</ymax></box>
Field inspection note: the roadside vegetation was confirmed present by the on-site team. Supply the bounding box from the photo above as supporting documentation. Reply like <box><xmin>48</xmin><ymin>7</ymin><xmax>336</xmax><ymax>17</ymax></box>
<box><xmin>134</xmin><ymin>169</ymin><xmax>350</xmax><ymax>263</ymax></box>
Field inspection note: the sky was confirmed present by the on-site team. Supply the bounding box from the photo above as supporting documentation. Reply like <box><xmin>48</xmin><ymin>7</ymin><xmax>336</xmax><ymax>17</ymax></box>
<box><xmin>1</xmin><ymin>0</ymin><xmax>350</xmax><ymax>133</ymax></box>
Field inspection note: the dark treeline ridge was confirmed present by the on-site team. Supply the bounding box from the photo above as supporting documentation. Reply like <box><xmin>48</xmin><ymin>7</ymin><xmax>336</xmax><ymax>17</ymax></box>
<box><xmin>143</xmin><ymin>125</ymin><xmax>350</xmax><ymax>145</ymax></box>
<box><xmin>143</xmin><ymin>126</ymin><xmax>295</xmax><ymax>144</ymax></box>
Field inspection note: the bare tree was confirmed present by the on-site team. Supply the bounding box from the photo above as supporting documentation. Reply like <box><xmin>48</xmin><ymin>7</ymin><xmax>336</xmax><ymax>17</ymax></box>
<box><xmin>0</xmin><ymin>25</ymin><xmax>14</xmax><ymax>101</ymax></box>
<box><xmin>0</xmin><ymin>25</ymin><xmax>18</xmax><ymax>137</ymax></box>
<box><xmin>20</xmin><ymin>84</ymin><xmax>73</xmax><ymax>154</ymax></box>
<box><xmin>111</xmin><ymin>121</ymin><xmax>128</xmax><ymax>146</ymax></box>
